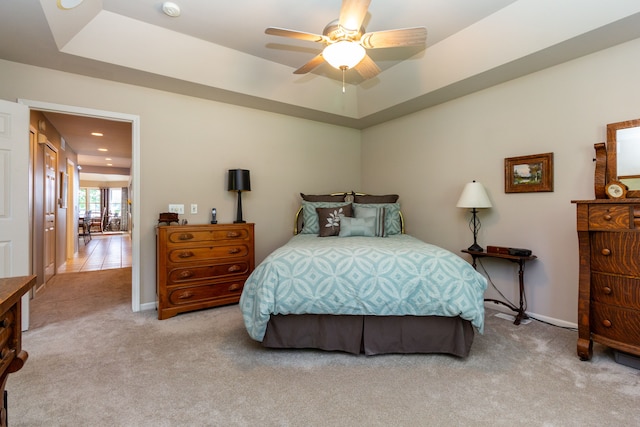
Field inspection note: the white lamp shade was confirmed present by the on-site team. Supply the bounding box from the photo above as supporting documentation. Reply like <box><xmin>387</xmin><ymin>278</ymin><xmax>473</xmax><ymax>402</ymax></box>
<box><xmin>323</xmin><ymin>41</ymin><xmax>366</xmax><ymax>69</ymax></box>
<box><xmin>57</xmin><ymin>0</ymin><xmax>84</xmax><ymax>9</ymax></box>
<box><xmin>456</xmin><ymin>181</ymin><xmax>492</xmax><ymax>208</ymax></box>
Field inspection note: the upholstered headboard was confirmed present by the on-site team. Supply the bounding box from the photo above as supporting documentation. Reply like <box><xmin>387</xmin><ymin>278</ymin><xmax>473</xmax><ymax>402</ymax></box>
<box><xmin>294</xmin><ymin>192</ymin><xmax>405</xmax><ymax>235</ymax></box>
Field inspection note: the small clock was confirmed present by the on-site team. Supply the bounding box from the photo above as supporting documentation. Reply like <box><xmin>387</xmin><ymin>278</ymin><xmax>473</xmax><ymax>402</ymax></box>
<box><xmin>605</xmin><ymin>180</ymin><xmax>627</xmax><ymax>199</ymax></box>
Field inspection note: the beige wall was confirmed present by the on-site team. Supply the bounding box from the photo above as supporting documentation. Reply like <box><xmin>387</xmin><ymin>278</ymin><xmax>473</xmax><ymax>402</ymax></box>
<box><xmin>361</xmin><ymin>37</ymin><xmax>640</xmax><ymax>325</ymax></box>
<box><xmin>0</xmin><ymin>59</ymin><xmax>361</xmax><ymax>307</ymax></box>
<box><xmin>2</xmin><ymin>36</ymin><xmax>639</xmax><ymax>324</ymax></box>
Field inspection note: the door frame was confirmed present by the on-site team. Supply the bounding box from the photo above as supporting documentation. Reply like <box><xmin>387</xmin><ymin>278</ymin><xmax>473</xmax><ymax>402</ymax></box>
<box><xmin>66</xmin><ymin>159</ymin><xmax>76</xmax><ymax>259</ymax></box>
<box><xmin>19</xmin><ymin>99</ymin><xmax>142</xmax><ymax>312</ymax></box>
<box><xmin>42</xmin><ymin>140</ymin><xmax>58</xmax><ymax>285</ymax></box>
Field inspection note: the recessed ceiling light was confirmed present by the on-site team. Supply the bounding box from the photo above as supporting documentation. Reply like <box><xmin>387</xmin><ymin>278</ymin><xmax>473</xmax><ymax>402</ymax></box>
<box><xmin>107</xmin><ymin>163</ymin><xmax>113</xmax><ymax>167</ymax></box>
<box><xmin>162</xmin><ymin>2</ymin><xmax>181</xmax><ymax>17</ymax></box>
<box><xmin>91</xmin><ymin>132</ymin><xmax>103</xmax><ymax>136</ymax></box>
<box><xmin>105</xmin><ymin>158</ymin><xmax>112</xmax><ymax>161</ymax></box>
<box><xmin>57</xmin><ymin>0</ymin><xmax>84</xmax><ymax>10</ymax></box>
<box><xmin>98</xmin><ymin>148</ymin><xmax>108</xmax><ymax>152</ymax></box>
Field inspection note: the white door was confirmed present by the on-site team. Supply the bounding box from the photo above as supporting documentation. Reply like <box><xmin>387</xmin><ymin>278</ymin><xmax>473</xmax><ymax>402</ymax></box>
<box><xmin>43</xmin><ymin>144</ymin><xmax>57</xmax><ymax>283</ymax></box>
<box><xmin>0</xmin><ymin>99</ymin><xmax>31</xmax><ymax>330</ymax></box>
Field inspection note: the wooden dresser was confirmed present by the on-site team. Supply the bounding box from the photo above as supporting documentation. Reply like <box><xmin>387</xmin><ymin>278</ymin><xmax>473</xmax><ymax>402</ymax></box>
<box><xmin>573</xmin><ymin>199</ymin><xmax>640</xmax><ymax>360</ymax></box>
<box><xmin>0</xmin><ymin>275</ymin><xmax>34</xmax><ymax>427</ymax></box>
<box><xmin>156</xmin><ymin>223</ymin><xmax>254</xmax><ymax>320</ymax></box>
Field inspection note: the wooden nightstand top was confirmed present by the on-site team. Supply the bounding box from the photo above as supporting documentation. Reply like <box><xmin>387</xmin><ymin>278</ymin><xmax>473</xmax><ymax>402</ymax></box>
<box><xmin>461</xmin><ymin>249</ymin><xmax>537</xmax><ymax>262</ymax></box>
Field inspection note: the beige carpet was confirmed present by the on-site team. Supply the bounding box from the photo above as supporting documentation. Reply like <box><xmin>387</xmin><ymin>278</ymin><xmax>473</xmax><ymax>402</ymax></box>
<box><xmin>8</xmin><ymin>268</ymin><xmax>640</xmax><ymax>426</ymax></box>
<box><xmin>28</xmin><ymin>268</ymin><xmax>131</xmax><ymax>329</ymax></box>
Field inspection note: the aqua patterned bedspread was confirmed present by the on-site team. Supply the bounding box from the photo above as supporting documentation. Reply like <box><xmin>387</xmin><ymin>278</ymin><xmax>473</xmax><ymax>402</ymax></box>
<box><xmin>240</xmin><ymin>234</ymin><xmax>487</xmax><ymax>341</ymax></box>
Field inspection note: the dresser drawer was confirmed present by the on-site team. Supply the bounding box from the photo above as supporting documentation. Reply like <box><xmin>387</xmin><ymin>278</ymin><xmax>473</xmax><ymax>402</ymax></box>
<box><xmin>589</xmin><ymin>205</ymin><xmax>631</xmax><ymax>230</ymax></box>
<box><xmin>167</xmin><ymin>280</ymin><xmax>245</xmax><ymax>306</ymax></box>
<box><xmin>157</xmin><ymin>223</ymin><xmax>254</xmax><ymax>319</ymax></box>
<box><xmin>0</xmin><ymin>309</ymin><xmax>15</xmax><ymax>374</ymax></box>
<box><xmin>590</xmin><ymin>232</ymin><xmax>640</xmax><ymax>275</ymax></box>
<box><xmin>167</xmin><ymin>244</ymin><xmax>250</xmax><ymax>264</ymax></box>
<box><xmin>591</xmin><ymin>302</ymin><xmax>640</xmax><ymax>346</ymax></box>
<box><xmin>166</xmin><ymin>227</ymin><xmax>250</xmax><ymax>245</ymax></box>
<box><xmin>591</xmin><ymin>272</ymin><xmax>640</xmax><ymax>308</ymax></box>
<box><xmin>167</xmin><ymin>261</ymin><xmax>251</xmax><ymax>284</ymax></box>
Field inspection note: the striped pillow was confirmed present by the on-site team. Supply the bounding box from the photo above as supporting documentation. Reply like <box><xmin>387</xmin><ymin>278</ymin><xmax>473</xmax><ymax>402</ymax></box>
<box><xmin>353</xmin><ymin>205</ymin><xmax>386</xmax><ymax>237</ymax></box>
<box><xmin>353</xmin><ymin>203</ymin><xmax>401</xmax><ymax>235</ymax></box>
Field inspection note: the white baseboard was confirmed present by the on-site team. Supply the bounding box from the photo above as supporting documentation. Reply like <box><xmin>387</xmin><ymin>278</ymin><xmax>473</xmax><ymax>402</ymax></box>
<box><xmin>484</xmin><ymin>301</ymin><xmax>577</xmax><ymax>329</ymax></box>
<box><xmin>140</xmin><ymin>301</ymin><xmax>156</xmax><ymax>312</ymax></box>
<box><xmin>494</xmin><ymin>312</ymin><xmax>532</xmax><ymax>325</ymax></box>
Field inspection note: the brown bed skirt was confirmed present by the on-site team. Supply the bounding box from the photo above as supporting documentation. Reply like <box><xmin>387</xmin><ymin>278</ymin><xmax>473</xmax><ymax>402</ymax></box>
<box><xmin>261</xmin><ymin>314</ymin><xmax>475</xmax><ymax>357</ymax></box>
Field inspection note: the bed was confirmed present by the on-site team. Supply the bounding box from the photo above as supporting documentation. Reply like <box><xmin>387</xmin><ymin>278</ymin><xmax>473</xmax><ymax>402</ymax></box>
<box><xmin>239</xmin><ymin>193</ymin><xmax>487</xmax><ymax>357</ymax></box>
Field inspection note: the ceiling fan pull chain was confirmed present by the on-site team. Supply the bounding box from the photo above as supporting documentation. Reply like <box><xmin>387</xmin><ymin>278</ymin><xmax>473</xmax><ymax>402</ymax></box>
<box><xmin>341</xmin><ymin>66</ymin><xmax>346</xmax><ymax>93</ymax></box>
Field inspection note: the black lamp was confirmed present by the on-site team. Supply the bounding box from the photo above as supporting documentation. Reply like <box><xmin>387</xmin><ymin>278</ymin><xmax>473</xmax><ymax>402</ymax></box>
<box><xmin>228</xmin><ymin>169</ymin><xmax>251</xmax><ymax>223</ymax></box>
<box><xmin>456</xmin><ymin>180</ymin><xmax>492</xmax><ymax>252</ymax></box>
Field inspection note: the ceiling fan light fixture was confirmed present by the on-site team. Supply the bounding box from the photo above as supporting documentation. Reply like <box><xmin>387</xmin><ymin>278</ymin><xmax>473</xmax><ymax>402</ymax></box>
<box><xmin>323</xmin><ymin>41</ymin><xmax>365</xmax><ymax>70</ymax></box>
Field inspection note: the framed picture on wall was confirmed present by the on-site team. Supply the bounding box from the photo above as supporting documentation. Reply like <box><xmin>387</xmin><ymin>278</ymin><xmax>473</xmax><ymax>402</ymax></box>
<box><xmin>504</xmin><ymin>152</ymin><xmax>554</xmax><ymax>193</ymax></box>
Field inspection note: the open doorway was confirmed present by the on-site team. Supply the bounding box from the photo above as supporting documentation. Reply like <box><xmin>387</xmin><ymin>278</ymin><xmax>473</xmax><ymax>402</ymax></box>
<box><xmin>20</xmin><ymin>99</ymin><xmax>141</xmax><ymax>318</ymax></box>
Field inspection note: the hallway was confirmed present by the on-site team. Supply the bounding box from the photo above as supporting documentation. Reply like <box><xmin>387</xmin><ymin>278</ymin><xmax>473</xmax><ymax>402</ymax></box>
<box><xmin>29</xmin><ymin>233</ymin><xmax>132</xmax><ymax>329</ymax></box>
<box><xmin>58</xmin><ymin>233</ymin><xmax>132</xmax><ymax>273</ymax></box>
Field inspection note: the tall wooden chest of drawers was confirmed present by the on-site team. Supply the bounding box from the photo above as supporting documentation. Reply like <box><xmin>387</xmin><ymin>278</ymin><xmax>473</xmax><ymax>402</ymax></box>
<box><xmin>573</xmin><ymin>199</ymin><xmax>640</xmax><ymax>360</ymax></box>
<box><xmin>156</xmin><ymin>223</ymin><xmax>254</xmax><ymax>320</ymax></box>
<box><xmin>0</xmin><ymin>275</ymin><xmax>34</xmax><ymax>427</ymax></box>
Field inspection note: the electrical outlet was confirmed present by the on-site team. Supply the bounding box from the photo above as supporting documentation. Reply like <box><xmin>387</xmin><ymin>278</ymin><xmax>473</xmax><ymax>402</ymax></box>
<box><xmin>191</xmin><ymin>204</ymin><xmax>197</xmax><ymax>214</ymax></box>
<box><xmin>168</xmin><ymin>204</ymin><xmax>184</xmax><ymax>214</ymax></box>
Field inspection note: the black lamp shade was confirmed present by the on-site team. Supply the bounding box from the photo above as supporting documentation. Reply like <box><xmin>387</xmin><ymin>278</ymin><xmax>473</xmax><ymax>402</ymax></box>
<box><xmin>228</xmin><ymin>169</ymin><xmax>250</xmax><ymax>223</ymax></box>
<box><xmin>228</xmin><ymin>169</ymin><xmax>251</xmax><ymax>192</ymax></box>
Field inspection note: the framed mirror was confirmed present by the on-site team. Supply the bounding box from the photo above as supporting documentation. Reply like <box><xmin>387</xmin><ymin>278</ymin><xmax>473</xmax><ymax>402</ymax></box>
<box><xmin>606</xmin><ymin>118</ymin><xmax>640</xmax><ymax>198</ymax></box>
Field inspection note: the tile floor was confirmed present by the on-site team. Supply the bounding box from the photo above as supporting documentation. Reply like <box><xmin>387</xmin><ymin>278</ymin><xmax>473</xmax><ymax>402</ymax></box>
<box><xmin>58</xmin><ymin>232</ymin><xmax>132</xmax><ymax>273</ymax></box>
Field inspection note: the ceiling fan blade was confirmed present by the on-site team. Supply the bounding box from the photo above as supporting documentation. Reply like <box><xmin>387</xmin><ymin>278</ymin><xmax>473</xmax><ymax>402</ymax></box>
<box><xmin>360</xmin><ymin>27</ymin><xmax>427</xmax><ymax>49</ymax></box>
<box><xmin>354</xmin><ymin>54</ymin><xmax>380</xmax><ymax>79</ymax></box>
<box><xmin>265</xmin><ymin>27</ymin><xmax>327</xmax><ymax>43</ymax></box>
<box><xmin>293</xmin><ymin>54</ymin><xmax>326</xmax><ymax>74</ymax></box>
<box><xmin>339</xmin><ymin>0</ymin><xmax>371</xmax><ymax>32</ymax></box>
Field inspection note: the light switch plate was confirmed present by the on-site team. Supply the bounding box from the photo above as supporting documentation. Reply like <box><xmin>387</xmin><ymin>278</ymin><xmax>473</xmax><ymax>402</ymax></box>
<box><xmin>191</xmin><ymin>204</ymin><xmax>197</xmax><ymax>214</ymax></box>
<box><xmin>168</xmin><ymin>204</ymin><xmax>184</xmax><ymax>214</ymax></box>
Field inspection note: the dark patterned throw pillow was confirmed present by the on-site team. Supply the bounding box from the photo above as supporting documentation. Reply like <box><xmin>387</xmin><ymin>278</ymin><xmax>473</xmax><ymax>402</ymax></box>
<box><xmin>316</xmin><ymin>204</ymin><xmax>353</xmax><ymax>237</ymax></box>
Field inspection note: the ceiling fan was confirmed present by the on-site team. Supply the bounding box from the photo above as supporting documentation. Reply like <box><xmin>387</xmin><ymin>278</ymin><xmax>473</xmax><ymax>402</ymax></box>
<box><xmin>265</xmin><ymin>0</ymin><xmax>427</xmax><ymax>88</ymax></box>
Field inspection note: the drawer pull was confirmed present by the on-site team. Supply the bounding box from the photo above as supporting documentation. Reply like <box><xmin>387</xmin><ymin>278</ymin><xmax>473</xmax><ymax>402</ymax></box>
<box><xmin>177</xmin><ymin>291</ymin><xmax>194</xmax><ymax>300</ymax></box>
<box><xmin>228</xmin><ymin>247</ymin><xmax>241</xmax><ymax>254</ymax></box>
<box><xmin>228</xmin><ymin>283</ymin><xmax>242</xmax><ymax>292</ymax></box>
<box><xmin>228</xmin><ymin>265</ymin><xmax>242</xmax><ymax>273</ymax></box>
<box><xmin>602</xmin><ymin>319</ymin><xmax>612</xmax><ymax>328</ymax></box>
<box><xmin>0</xmin><ymin>318</ymin><xmax>8</xmax><ymax>328</ymax></box>
<box><xmin>178</xmin><ymin>233</ymin><xmax>194</xmax><ymax>241</ymax></box>
<box><xmin>600</xmin><ymin>248</ymin><xmax>611</xmax><ymax>256</ymax></box>
<box><xmin>178</xmin><ymin>270</ymin><xmax>194</xmax><ymax>279</ymax></box>
<box><xmin>602</xmin><ymin>286</ymin><xmax>612</xmax><ymax>295</ymax></box>
<box><xmin>226</xmin><ymin>231</ymin><xmax>240</xmax><ymax>238</ymax></box>
<box><xmin>178</xmin><ymin>251</ymin><xmax>194</xmax><ymax>258</ymax></box>
<box><xmin>603</xmin><ymin>214</ymin><xmax>612</xmax><ymax>221</ymax></box>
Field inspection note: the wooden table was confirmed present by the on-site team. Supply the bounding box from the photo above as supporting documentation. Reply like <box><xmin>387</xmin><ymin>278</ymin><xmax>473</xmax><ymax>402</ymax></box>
<box><xmin>462</xmin><ymin>249</ymin><xmax>537</xmax><ymax>325</ymax></box>
<box><xmin>0</xmin><ymin>275</ymin><xmax>35</xmax><ymax>427</ymax></box>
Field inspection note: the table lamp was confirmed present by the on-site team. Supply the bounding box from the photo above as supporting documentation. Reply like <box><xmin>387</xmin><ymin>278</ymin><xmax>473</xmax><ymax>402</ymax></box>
<box><xmin>228</xmin><ymin>169</ymin><xmax>251</xmax><ymax>223</ymax></box>
<box><xmin>456</xmin><ymin>180</ymin><xmax>492</xmax><ymax>252</ymax></box>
